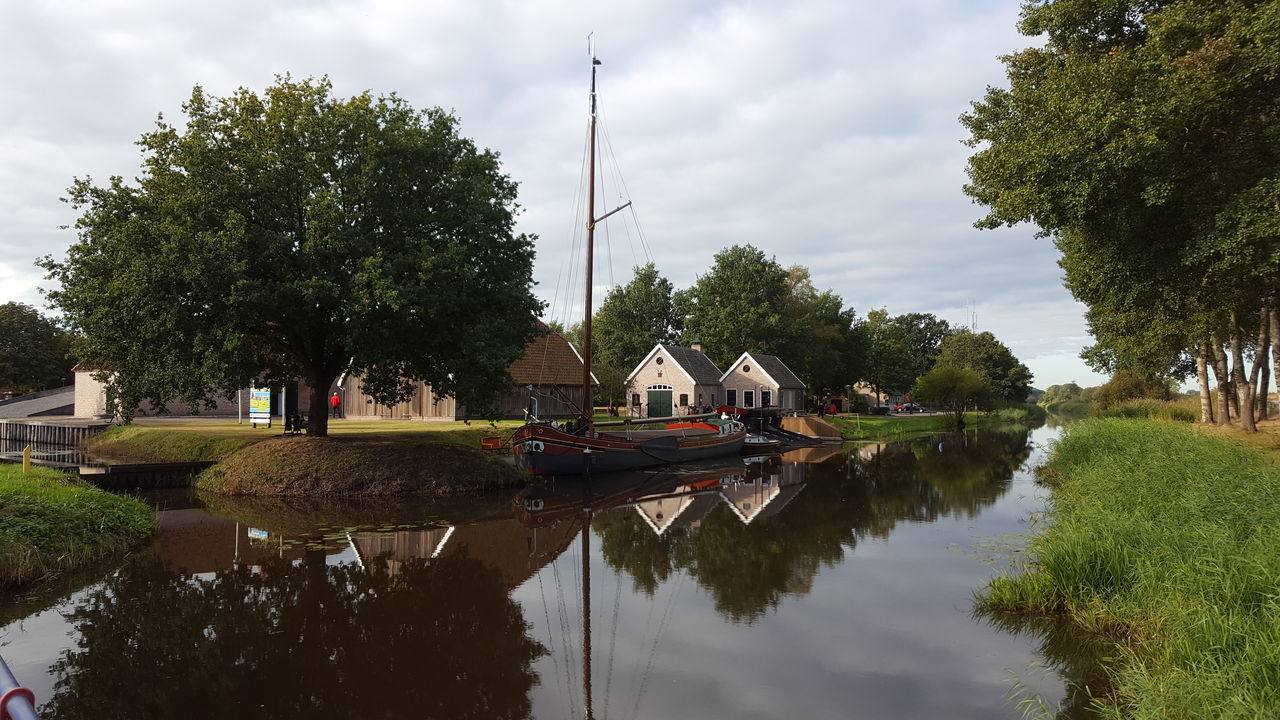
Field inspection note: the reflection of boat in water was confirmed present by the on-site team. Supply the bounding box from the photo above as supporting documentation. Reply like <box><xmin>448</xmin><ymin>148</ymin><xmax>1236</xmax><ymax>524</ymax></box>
<box><xmin>742</xmin><ymin>434</ymin><xmax>782</xmax><ymax>452</ymax></box>
<box><xmin>510</xmin><ymin>45</ymin><xmax>746</xmax><ymax>476</ymax></box>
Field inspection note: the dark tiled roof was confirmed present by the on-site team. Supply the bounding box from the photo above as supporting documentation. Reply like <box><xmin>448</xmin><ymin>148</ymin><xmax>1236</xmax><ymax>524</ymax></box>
<box><xmin>664</xmin><ymin>345</ymin><xmax>724</xmax><ymax>384</ymax></box>
<box><xmin>751</xmin><ymin>354</ymin><xmax>805</xmax><ymax>389</ymax></box>
<box><xmin>508</xmin><ymin>329</ymin><xmax>586</xmax><ymax>385</ymax></box>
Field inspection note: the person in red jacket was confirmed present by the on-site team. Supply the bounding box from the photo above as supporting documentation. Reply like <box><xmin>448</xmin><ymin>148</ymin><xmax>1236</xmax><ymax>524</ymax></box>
<box><xmin>330</xmin><ymin>391</ymin><xmax>342</xmax><ymax>418</ymax></box>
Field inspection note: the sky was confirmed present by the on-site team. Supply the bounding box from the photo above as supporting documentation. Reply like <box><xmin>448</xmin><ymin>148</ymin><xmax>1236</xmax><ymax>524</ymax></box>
<box><xmin>0</xmin><ymin>0</ymin><xmax>1109</xmax><ymax>390</ymax></box>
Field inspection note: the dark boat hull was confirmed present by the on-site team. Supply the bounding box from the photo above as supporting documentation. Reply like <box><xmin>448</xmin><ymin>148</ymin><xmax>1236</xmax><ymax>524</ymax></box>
<box><xmin>511</xmin><ymin>423</ymin><xmax>747</xmax><ymax>475</ymax></box>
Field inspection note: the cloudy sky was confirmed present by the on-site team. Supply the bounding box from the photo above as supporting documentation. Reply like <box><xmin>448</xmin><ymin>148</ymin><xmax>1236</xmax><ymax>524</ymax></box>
<box><xmin>0</xmin><ymin>0</ymin><xmax>1107</xmax><ymax>389</ymax></box>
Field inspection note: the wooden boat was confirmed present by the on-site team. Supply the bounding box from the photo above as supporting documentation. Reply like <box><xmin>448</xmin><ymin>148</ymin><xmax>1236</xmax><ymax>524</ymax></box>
<box><xmin>512</xmin><ymin>49</ymin><xmax>746</xmax><ymax>475</ymax></box>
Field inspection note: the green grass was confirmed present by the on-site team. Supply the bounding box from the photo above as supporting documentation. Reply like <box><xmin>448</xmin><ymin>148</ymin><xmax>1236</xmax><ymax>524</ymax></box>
<box><xmin>1092</xmin><ymin>397</ymin><xmax>1198</xmax><ymax>423</ymax></box>
<box><xmin>86</xmin><ymin>418</ymin><xmax>531</xmax><ymax>463</ymax></box>
<box><xmin>825</xmin><ymin>411</ymin><xmax>1022</xmax><ymax>440</ymax></box>
<box><xmin>979</xmin><ymin>418</ymin><xmax>1280</xmax><ymax>717</ymax></box>
<box><xmin>0</xmin><ymin>464</ymin><xmax>154</xmax><ymax>588</ymax></box>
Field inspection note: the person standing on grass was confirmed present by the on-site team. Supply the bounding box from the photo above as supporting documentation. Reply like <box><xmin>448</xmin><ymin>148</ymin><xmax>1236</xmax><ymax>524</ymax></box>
<box><xmin>330</xmin><ymin>391</ymin><xmax>342</xmax><ymax>418</ymax></box>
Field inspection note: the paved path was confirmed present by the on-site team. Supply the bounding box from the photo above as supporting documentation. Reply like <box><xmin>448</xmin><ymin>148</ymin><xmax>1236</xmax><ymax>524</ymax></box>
<box><xmin>0</xmin><ymin>387</ymin><xmax>74</xmax><ymax>418</ymax></box>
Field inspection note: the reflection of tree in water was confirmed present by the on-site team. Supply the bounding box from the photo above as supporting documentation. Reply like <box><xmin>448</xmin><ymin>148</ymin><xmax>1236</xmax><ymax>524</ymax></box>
<box><xmin>46</xmin><ymin>550</ymin><xmax>545</xmax><ymax>720</ymax></box>
<box><xmin>975</xmin><ymin>609</ymin><xmax>1113</xmax><ymax>720</ymax></box>
<box><xmin>595</xmin><ymin>429</ymin><xmax>1032</xmax><ymax>623</ymax></box>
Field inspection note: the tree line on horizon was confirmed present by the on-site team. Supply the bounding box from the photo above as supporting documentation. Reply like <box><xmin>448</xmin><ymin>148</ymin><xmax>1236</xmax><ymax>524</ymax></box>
<box><xmin>549</xmin><ymin>244</ymin><xmax>1033</xmax><ymax>415</ymax></box>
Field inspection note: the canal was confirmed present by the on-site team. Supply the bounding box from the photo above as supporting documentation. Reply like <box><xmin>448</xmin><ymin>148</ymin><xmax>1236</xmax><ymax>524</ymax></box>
<box><xmin>1</xmin><ymin>424</ymin><xmax>1088</xmax><ymax>719</ymax></box>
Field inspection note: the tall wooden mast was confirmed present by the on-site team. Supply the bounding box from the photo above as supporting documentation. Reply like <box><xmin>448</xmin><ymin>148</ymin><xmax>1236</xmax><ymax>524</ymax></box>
<box><xmin>580</xmin><ymin>49</ymin><xmax>601</xmax><ymax>429</ymax></box>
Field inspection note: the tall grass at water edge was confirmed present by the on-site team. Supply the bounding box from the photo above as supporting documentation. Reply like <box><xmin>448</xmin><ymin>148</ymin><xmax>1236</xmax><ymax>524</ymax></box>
<box><xmin>979</xmin><ymin>418</ymin><xmax>1280</xmax><ymax>718</ymax></box>
<box><xmin>1092</xmin><ymin>396</ymin><xmax>1198</xmax><ymax>423</ymax></box>
<box><xmin>0</xmin><ymin>464</ymin><xmax>154</xmax><ymax>587</ymax></box>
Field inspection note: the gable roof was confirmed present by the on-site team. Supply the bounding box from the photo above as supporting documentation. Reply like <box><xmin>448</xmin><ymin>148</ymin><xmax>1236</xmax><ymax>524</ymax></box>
<box><xmin>508</xmin><ymin>327</ymin><xmax>591</xmax><ymax>385</ymax></box>
<box><xmin>626</xmin><ymin>343</ymin><xmax>725</xmax><ymax>385</ymax></box>
<box><xmin>719</xmin><ymin>352</ymin><xmax>805</xmax><ymax>389</ymax></box>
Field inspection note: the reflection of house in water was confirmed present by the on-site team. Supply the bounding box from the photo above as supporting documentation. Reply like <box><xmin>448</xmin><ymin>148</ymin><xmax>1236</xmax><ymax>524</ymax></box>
<box><xmin>719</xmin><ymin>477</ymin><xmax>805</xmax><ymax>524</ymax></box>
<box><xmin>633</xmin><ymin>493</ymin><xmax>721</xmax><ymax>536</ymax></box>
<box><xmin>152</xmin><ymin>508</ymin><xmax>582</xmax><ymax>593</ymax></box>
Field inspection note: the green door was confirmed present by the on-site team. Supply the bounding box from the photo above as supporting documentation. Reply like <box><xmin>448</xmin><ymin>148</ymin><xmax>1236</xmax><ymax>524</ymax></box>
<box><xmin>647</xmin><ymin>390</ymin><xmax>672</xmax><ymax>418</ymax></box>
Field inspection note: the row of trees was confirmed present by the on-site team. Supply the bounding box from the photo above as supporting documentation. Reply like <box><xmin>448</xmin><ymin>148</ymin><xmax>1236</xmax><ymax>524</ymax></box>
<box><xmin>963</xmin><ymin>0</ymin><xmax>1278</xmax><ymax>432</ymax></box>
<box><xmin>0</xmin><ymin>302</ymin><xmax>74</xmax><ymax>393</ymax></box>
<box><xmin>561</xmin><ymin>244</ymin><xmax>1032</xmax><ymax>414</ymax></box>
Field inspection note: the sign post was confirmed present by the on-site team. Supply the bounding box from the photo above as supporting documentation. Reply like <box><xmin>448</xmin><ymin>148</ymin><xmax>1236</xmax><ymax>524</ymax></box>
<box><xmin>249</xmin><ymin>387</ymin><xmax>272</xmax><ymax>428</ymax></box>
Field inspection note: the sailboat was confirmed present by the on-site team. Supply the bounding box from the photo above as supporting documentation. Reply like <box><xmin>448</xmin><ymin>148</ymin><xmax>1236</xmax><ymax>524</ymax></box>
<box><xmin>511</xmin><ymin>47</ymin><xmax>747</xmax><ymax>476</ymax></box>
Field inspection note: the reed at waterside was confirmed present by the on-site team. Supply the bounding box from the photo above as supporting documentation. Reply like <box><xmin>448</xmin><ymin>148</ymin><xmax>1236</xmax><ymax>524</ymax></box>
<box><xmin>0</xmin><ymin>464</ymin><xmax>154</xmax><ymax>587</ymax></box>
<box><xmin>980</xmin><ymin>419</ymin><xmax>1280</xmax><ymax>718</ymax></box>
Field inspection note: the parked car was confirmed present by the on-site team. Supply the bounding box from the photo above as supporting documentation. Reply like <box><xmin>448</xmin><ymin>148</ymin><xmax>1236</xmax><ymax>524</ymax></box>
<box><xmin>901</xmin><ymin>403</ymin><xmax>925</xmax><ymax>413</ymax></box>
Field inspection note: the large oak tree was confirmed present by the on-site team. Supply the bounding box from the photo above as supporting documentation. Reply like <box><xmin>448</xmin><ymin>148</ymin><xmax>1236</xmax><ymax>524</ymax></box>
<box><xmin>42</xmin><ymin>77</ymin><xmax>542</xmax><ymax>435</ymax></box>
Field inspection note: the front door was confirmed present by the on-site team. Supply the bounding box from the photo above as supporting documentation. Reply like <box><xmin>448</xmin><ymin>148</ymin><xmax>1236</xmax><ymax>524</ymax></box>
<box><xmin>646</xmin><ymin>389</ymin><xmax>673</xmax><ymax>418</ymax></box>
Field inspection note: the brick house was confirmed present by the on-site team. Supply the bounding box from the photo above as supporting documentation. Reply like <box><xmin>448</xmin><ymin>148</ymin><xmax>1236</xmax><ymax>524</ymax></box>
<box><xmin>624</xmin><ymin>343</ymin><xmax>725</xmax><ymax>418</ymax></box>
<box><xmin>719</xmin><ymin>352</ymin><xmax>805</xmax><ymax>410</ymax></box>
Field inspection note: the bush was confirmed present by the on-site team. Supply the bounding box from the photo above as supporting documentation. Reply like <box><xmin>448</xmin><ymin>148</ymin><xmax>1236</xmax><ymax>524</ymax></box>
<box><xmin>1090</xmin><ymin>370</ymin><xmax>1174</xmax><ymax>414</ymax></box>
<box><xmin>1094</xmin><ymin>397</ymin><xmax>1197</xmax><ymax>422</ymax></box>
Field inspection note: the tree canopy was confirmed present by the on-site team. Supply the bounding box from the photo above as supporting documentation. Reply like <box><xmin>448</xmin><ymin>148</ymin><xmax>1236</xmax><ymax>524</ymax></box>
<box><xmin>593</xmin><ymin>263</ymin><xmax>682</xmax><ymax>374</ymax></box>
<box><xmin>42</xmin><ymin>76</ymin><xmax>542</xmax><ymax>434</ymax></box>
<box><xmin>679</xmin><ymin>244</ymin><xmax>795</xmax><ymax>369</ymax></box>
<box><xmin>935</xmin><ymin>330</ymin><xmax>1033</xmax><ymax>405</ymax></box>
<box><xmin>0</xmin><ymin>302</ymin><xmax>73</xmax><ymax>392</ymax></box>
<box><xmin>962</xmin><ymin>0</ymin><xmax>1280</xmax><ymax>430</ymax></box>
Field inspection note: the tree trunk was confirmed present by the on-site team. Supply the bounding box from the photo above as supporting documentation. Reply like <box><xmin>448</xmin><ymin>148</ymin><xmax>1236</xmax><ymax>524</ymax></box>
<box><xmin>1256</xmin><ymin>308</ymin><xmax>1271</xmax><ymax>421</ymax></box>
<box><xmin>1272</xmin><ymin>308</ymin><xmax>1280</xmax><ymax>421</ymax></box>
<box><xmin>1229</xmin><ymin>313</ymin><xmax>1256</xmax><ymax>432</ymax></box>
<box><xmin>306</xmin><ymin>375</ymin><xmax>336</xmax><ymax>436</ymax></box>
<box><xmin>1210</xmin><ymin>333</ymin><xmax>1232</xmax><ymax>426</ymax></box>
<box><xmin>1195</xmin><ymin>344</ymin><xmax>1214</xmax><ymax>424</ymax></box>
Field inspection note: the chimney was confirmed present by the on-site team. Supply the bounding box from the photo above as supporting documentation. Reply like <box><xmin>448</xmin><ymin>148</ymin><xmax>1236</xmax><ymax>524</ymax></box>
<box><xmin>690</xmin><ymin>340</ymin><xmax>703</xmax><ymax>353</ymax></box>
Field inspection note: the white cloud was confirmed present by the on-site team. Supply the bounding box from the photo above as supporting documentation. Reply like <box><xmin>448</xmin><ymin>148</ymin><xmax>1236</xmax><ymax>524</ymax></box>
<box><xmin>0</xmin><ymin>0</ymin><xmax>1102</xmax><ymax>387</ymax></box>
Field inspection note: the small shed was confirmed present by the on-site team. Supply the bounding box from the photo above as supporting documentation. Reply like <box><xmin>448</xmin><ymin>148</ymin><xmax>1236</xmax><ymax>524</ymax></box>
<box><xmin>718</xmin><ymin>352</ymin><xmax>805</xmax><ymax>411</ymax></box>
<box><xmin>624</xmin><ymin>343</ymin><xmax>725</xmax><ymax>418</ymax></box>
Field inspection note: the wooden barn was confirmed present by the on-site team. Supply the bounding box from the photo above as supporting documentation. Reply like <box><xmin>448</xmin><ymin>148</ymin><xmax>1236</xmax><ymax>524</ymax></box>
<box><xmin>340</xmin><ymin>327</ymin><xmax>593</xmax><ymax>420</ymax></box>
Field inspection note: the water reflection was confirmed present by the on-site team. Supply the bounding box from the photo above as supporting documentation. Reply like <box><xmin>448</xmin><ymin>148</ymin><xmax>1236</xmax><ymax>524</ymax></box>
<box><xmin>4</xmin><ymin>426</ymin><xmax>1088</xmax><ymax>720</ymax></box>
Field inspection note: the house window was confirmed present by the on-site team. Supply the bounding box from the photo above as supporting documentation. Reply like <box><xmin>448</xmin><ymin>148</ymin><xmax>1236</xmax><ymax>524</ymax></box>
<box><xmin>698</xmin><ymin>393</ymin><xmax>704</xmax><ymax>405</ymax></box>
<box><xmin>762</xmin><ymin>390</ymin><xmax>772</xmax><ymax>407</ymax></box>
<box><xmin>711</xmin><ymin>392</ymin><xmax>717</xmax><ymax>405</ymax></box>
<box><xmin>743</xmin><ymin>364</ymin><xmax>750</xmax><ymax>373</ymax></box>
<box><xmin>744</xmin><ymin>390</ymin><xmax>755</xmax><ymax>408</ymax></box>
<box><xmin>631</xmin><ymin>393</ymin><xmax>640</xmax><ymax>406</ymax></box>
<box><xmin>726</xmin><ymin>389</ymin><xmax>737</xmax><ymax>407</ymax></box>
<box><xmin>655</xmin><ymin>356</ymin><xmax>664</xmax><ymax>365</ymax></box>
<box><xmin>679</xmin><ymin>393</ymin><xmax>688</xmax><ymax>406</ymax></box>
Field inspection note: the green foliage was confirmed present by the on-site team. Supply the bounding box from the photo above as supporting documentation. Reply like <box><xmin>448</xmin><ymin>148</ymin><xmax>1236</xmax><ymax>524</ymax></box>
<box><xmin>593</xmin><ymin>263</ymin><xmax>682</xmax><ymax>373</ymax></box>
<box><xmin>780</xmin><ymin>265</ymin><xmax>866</xmax><ymax>397</ymax></box>
<box><xmin>679</xmin><ymin>244</ymin><xmax>795</xmax><ymax>369</ymax></box>
<box><xmin>890</xmin><ymin>312</ymin><xmax>951</xmax><ymax>381</ymax></box>
<box><xmin>979</xmin><ymin>419</ymin><xmax>1280</xmax><ymax>717</ymax></box>
<box><xmin>0</xmin><ymin>465</ymin><xmax>154</xmax><ymax>587</ymax></box>
<box><xmin>41</xmin><ymin>76</ymin><xmax>541</xmax><ymax>435</ymax></box>
<box><xmin>0</xmin><ymin>302</ymin><xmax>73</xmax><ymax>392</ymax></box>
<box><xmin>935</xmin><ymin>330</ymin><xmax>1033</xmax><ymax>405</ymax></box>
<box><xmin>912</xmin><ymin>364</ymin><xmax>992</xmax><ymax>428</ymax></box>
<box><xmin>1093</xmin><ymin>397</ymin><xmax>1198</xmax><ymax>422</ymax></box>
<box><xmin>963</xmin><ymin>0</ymin><xmax>1280</xmax><ymax>382</ymax></box>
<box><xmin>858</xmin><ymin>308</ymin><xmax>915</xmax><ymax>398</ymax></box>
<box><xmin>1089</xmin><ymin>369</ymin><xmax>1174</xmax><ymax>414</ymax></box>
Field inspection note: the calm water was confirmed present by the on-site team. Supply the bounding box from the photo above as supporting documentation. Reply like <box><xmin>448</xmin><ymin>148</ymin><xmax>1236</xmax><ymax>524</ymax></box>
<box><xmin>1</xmin><ymin>425</ymin><xmax>1092</xmax><ymax>719</ymax></box>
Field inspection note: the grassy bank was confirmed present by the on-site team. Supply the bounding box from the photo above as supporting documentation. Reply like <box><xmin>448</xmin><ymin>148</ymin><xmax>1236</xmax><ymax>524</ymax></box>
<box><xmin>980</xmin><ymin>418</ymin><xmax>1280</xmax><ymax>717</ymax></box>
<box><xmin>196</xmin><ymin>435</ymin><xmax>522</xmax><ymax>496</ymax></box>
<box><xmin>85</xmin><ymin>418</ymin><xmax>529</xmax><ymax>463</ymax></box>
<box><xmin>0</xmin><ymin>464</ymin><xmax>154</xmax><ymax>588</ymax></box>
<box><xmin>825</xmin><ymin>409</ymin><xmax>1037</xmax><ymax>441</ymax></box>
